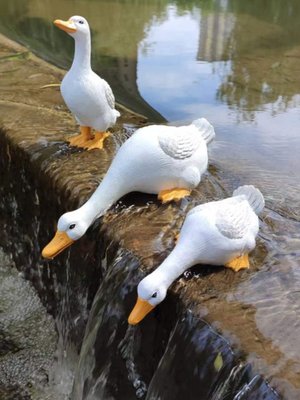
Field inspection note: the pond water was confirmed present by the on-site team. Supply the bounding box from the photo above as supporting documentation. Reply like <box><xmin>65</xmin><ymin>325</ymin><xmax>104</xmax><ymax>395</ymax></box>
<box><xmin>0</xmin><ymin>0</ymin><xmax>300</xmax><ymax>399</ymax></box>
<box><xmin>0</xmin><ymin>0</ymin><xmax>299</xmax><ymax>211</ymax></box>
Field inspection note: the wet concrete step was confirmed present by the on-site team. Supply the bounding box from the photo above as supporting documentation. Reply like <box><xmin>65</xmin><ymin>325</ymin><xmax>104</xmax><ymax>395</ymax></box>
<box><xmin>0</xmin><ymin>34</ymin><xmax>286</xmax><ymax>399</ymax></box>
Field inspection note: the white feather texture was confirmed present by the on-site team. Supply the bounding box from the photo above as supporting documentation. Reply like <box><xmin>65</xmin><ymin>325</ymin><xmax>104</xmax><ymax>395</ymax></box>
<box><xmin>158</xmin><ymin>126</ymin><xmax>202</xmax><ymax>160</ymax></box>
<box><xmin>191</xmin><ymin>118</ymin><xmax>215</xmax><ymax>144</ymax></box>
<box><xmin>233</xmin><ymin>185</ymin><xmax>265</xmax><ymax>215</ymax></box>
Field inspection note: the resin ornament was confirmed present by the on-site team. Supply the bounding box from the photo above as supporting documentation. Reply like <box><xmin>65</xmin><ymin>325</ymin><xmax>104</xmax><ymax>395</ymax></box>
<box><xmin>54</xmin><ymin>16</ymin><xmax>120</xmax><ymax>150</ymax></box>
<box><xmin>42</xmin><ymin>118</ymin><xmax>215</xmax><ymax>259</ymax></box>
<box><xmin>128</xmin><ymin>185</ymin><xmax>264</xmax><ymax>325</ymax></box>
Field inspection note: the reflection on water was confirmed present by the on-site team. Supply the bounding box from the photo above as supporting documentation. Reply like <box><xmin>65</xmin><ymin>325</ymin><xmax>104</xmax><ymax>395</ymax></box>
<box><xmin>0</xmin><ymin>0</ymin><xmax>299</xmax><ymax>208</ymax></box>
<box><xmin>0</xmin><ymin>0</ymin><xmax>300</xmax><ymax>398</ymax></box>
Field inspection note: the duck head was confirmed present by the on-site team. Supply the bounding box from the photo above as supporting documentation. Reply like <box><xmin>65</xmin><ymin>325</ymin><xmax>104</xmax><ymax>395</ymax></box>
<box><xmin>128</xmin><ymin>273</ymin><xmax>167</xmax><ymax>325</ymax></box>
<box><xmin>53</xmin><ymin>15</ymin><xmax>90</xmax><ymax>39</ymax></box>
<box><xmin>42</xmin><ymin>210</ymin><xmax>89</xmax><ymax>259</ymax></box>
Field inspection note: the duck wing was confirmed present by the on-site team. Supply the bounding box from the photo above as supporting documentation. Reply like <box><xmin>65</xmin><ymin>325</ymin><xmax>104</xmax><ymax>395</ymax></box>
<box><xmin>158</xmin><ymin>127</ymin><xmax>202</xmax><ymax>160</ymax></box>
<box><xmin>102</xmin><ymin>79</ymin><xmax>116</xmax><ymax>110</ymax></box>
<box><xmin>215</xmin><ymin>200</ymin><xmax>251</xmax><ymax>239</ymax></box>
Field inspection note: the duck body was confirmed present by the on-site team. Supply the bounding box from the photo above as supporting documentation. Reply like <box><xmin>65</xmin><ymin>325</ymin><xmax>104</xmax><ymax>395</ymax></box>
<box><xmin>61</xmin><ymin>67</ymin><xmax>119</xmax><ymax>132</ymax></box>
<box><xmin>172</xmin><ymin>190</ymin><xmax>260</xmax><ymax>268</ymax></box>
<box><xmin>42</xmin><ymin>118</ymin><xmax>215</xmax><ymax>259</ymax></box>
<box><xmin>128</xmin><ymin>185</ymin><xmax>265</xmax><ymax>325</ymax></box>
<box><xmin>105</xmin><ymin>120</ymin><xmax>213</xmax><ymax>195</ymax></box>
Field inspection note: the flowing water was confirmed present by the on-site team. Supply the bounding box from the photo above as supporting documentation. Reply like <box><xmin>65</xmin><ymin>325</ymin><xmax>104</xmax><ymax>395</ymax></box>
<box><xmin>0</xmin><ymin>0</ymin><xmax>299</xmax><ymax>399</ymax></box>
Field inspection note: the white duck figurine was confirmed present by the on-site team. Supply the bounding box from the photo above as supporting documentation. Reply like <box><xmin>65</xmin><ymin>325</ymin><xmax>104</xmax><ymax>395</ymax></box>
<box><xmin>53</xmin><ymin>16</ymin><xmax>120</xmax><ymax>150</ymax></box>
<box><xmin>128</xmin><ymin>185</ymin><xmax>265</xmax><ymax>325</ymax></box>
<box><xmin>42</xmin><ymin>118</ymin><xmax>215</xmax><ymax>259</ymax></box>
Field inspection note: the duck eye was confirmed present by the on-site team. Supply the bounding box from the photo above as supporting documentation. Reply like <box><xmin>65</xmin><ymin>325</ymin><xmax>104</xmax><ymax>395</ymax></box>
<box><xmin>152</xmin><ymin>292</ymin><xmax>157</xmax><ymax>298</ymax></box>
<box><xmin>69</xmin><ymin>224</ymin><xmax>76</xmax><ymax>230</ymax></box>
<box><xmin>79</xmin><ymin>20</ymin><xmax>84</xmax><ymax>24</ymax></box>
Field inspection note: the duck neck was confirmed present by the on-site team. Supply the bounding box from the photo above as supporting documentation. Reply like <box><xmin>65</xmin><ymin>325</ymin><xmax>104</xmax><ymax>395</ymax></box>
<box><xmin>78</xmin><ymin>172</ymin><xmax>128</xmax><ymax>226</ymax></box>
<box><xmin>71</xmin><ymin>34</ymin><xmax>91</xmax><ymax>72</ymax></box>
<box><xmin>155</xmin><ymin>242</ymin><xmax>197</xmax><ymax>288</ymax></box>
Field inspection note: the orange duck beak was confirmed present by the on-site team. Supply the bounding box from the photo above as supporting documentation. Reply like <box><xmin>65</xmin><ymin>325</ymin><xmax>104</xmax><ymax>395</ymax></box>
<box><xmin>128</xmin><ymin>297</ymin><xmax>155</xmax><ymax>325</ymax></box>
<box><xmin>42</xmin><ymin>230</ymin><xmax>74</xmax><ymax>259</ymax></box>
<box><xmin>53</xmin><ymin>19</ymin><xmax>77</xmax><ymax>34</ymax></box>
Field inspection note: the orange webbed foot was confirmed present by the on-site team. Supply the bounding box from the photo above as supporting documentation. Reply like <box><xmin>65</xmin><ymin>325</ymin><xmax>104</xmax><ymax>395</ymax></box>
<box><xmin>158</xmin><ymin>188</ymin><xmax>191</xmax><ymax>204</ymax></box>
<box><xmin>225</xmin><ymin>254</ymin><xmax>250</xmax><ymax>272</ymax></box>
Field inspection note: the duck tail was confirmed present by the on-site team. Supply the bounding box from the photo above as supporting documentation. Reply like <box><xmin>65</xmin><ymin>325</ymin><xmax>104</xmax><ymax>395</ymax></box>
<box><xmin>191</xmin><ymin>118</ymin><xmax>215</xmax><ymax>145</ymax></box>
<box><xmin>114</xmin><ymin>109</ymin><xmax>121</xmax><ymax>118</ymax></box>
<box><xmin>233</xmin><ymin>185</ymin><xmax>265</xmax><ymax>215</ymax></box>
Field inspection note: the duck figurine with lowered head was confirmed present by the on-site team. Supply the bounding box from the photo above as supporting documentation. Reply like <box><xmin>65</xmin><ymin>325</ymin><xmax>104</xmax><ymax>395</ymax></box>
<box><xmin>42</xmin><ymin>118</ymin><xmax>215</xmax><ymax>259</ymax></box>
<box><xmin>128</xmin><ymin>185</ymin><xmax>265</xmax><ymax>325</ymax></box>
<box><xmin>53</xmin><ymin>16</ymin><xmax>120</xmax><ymax>150</ymax></box>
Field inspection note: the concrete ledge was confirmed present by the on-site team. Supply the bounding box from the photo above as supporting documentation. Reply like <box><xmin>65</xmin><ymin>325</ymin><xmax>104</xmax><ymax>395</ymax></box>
<box><xmin>0</xmin><ymin>35</ymin><xmax>282</xmax><ymax>399</ymax></box>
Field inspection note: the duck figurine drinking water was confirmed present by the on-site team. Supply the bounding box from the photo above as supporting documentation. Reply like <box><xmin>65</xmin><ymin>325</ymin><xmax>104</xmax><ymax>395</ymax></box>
<box><xmin>42</xmin><ymin>118</ymin><xmax>215</xmax><ymax>259</ymax></box>
<box><xmin>54</xmin><ymin>16</ymin><xmax>120</xmax><ymax>150</ymax></box>
<box><xmin>128</xmin><ymin>185</ymin><xmax>265</xmax><ymax>325</ymax></box>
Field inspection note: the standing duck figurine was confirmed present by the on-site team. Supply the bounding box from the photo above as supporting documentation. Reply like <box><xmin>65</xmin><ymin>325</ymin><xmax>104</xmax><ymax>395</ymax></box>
<box><xmin>42</xmin><ymin>118</ymin><xmax>215</xmax><ymax>259</ymax></box>
<box><xmin>128</xmin><ymin>185</ymin><xmax>265</xmax><ymax>325</ymax></box>
<box><xmin>54</xmin><ymin>16</ymin><xmax>120</xmax><ymax>150</ymax></box>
